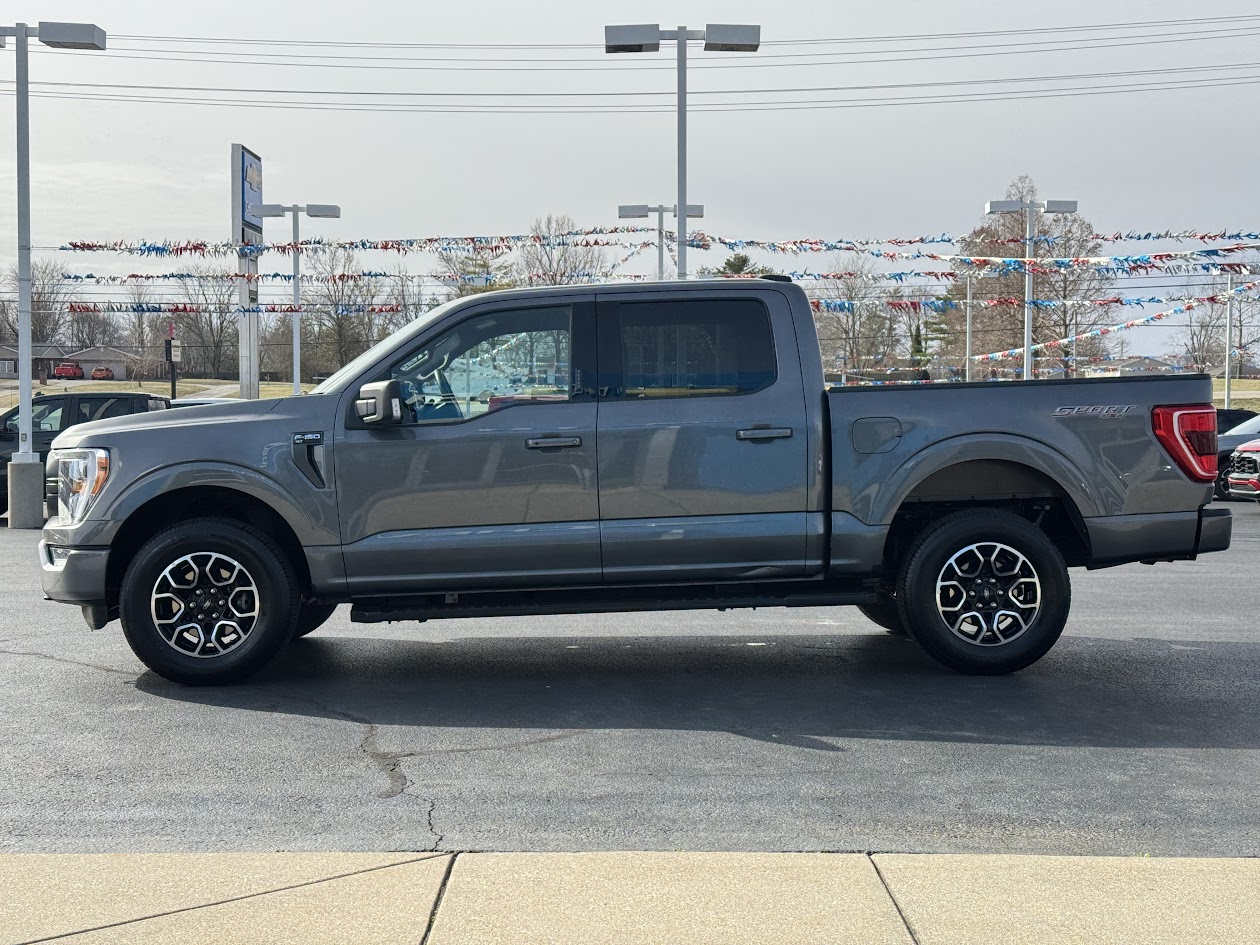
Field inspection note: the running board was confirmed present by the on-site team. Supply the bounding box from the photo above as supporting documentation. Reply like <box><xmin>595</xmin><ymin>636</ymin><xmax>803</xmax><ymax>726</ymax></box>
<box><xmin>349</xmin><ymin>584</ymin><xmax>878</xmax><ymax>624</ymax></box>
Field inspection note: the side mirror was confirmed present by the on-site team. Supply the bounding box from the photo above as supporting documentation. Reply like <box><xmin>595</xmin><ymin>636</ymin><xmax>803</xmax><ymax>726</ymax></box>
<box><xmin>355</xmin><ymin>379</ymin><xmax>403</xmax><ymax>424</ymax></box>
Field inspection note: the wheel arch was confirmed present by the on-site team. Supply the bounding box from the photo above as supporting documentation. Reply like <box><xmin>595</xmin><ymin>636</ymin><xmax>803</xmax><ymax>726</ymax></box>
<box><xmin>879</xmin><ymin>452</ymin><xmax>1094</xmax><ymax>572</ymax></box>
<box><xmin>105</xmin><ymin>484</ymin><xmax>313</xmax><ymax>613</ymax></box>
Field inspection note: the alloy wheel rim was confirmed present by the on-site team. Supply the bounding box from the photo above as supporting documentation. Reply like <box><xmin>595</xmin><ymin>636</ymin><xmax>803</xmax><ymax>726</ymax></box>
<box><xmin>150</xmin><ymin>552</ymin><xmax>260</xmax><ymax>658</ymax></box>
<box><xmin>935</xmin><ymin>541</ymin><xmax>1041</xmax><ymax>646</ymax></box>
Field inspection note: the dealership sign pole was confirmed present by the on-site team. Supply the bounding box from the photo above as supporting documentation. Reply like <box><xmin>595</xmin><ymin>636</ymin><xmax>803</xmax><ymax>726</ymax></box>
<box><xmin>232</xmin><ymin>144</ymin><xmax>263</xmax><ymax>400</ymax></box>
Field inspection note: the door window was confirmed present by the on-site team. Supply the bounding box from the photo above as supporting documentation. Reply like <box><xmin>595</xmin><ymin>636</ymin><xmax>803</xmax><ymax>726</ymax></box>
<box><xmin>76</xmin><ymin>398</ymin><xmax>133</xmax><ymax>424</ymax></box>
<box><xmin>3</xmin><ymin>398</ymin><xmax>66</xmax><ymax>433</ymax></box>
<box><xmin>388</xmin><ymin>306</ymin><xmax>571</xmax><ymax>424</ymax></box>
<box><xmin>617</xmin><ymin>299</ymin><xmax>775</xmax><ymax>398</ymax></box>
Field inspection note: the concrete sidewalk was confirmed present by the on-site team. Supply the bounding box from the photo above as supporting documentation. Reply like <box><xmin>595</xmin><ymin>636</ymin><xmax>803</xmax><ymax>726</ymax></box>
<box><xmin>1</xmin><ymin>852</ymin><xmax>1256</xmax><ymax>944</ymax></box>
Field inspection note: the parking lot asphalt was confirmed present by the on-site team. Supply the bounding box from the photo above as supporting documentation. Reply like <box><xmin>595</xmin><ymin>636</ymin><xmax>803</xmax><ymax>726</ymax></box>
<box><xmin>1</xmin><ymin>503</ymin><xmax>1257</xmax><ymax>856</ymax></box>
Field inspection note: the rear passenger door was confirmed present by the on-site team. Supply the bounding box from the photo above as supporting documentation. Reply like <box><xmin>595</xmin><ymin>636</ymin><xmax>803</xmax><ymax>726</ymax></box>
<box><xmin>595</xmin><ymin>290</ymin><xmax>810</xmax><ymax>582</ymax></box>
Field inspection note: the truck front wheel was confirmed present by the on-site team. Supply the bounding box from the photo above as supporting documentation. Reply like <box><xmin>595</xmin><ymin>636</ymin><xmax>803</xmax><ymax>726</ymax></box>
<box><xmin>894</xmin><ymin>509</ymin><xmax>1070</xmax><ymax>675</ymax></box>
<box><xmin>119</xmin><ymin>517</ymin><xmax>301</xmax><ymax>685</ymax></box>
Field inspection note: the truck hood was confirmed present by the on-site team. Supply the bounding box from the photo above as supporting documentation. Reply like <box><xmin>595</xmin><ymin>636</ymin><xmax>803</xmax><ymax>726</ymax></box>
<box><xmin>52</xmin><ymin>396</ymin><xmax>322</xmax><ymax>450</ymax></box>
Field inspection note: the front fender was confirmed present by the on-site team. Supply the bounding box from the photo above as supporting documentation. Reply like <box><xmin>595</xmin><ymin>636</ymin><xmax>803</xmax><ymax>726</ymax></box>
<box><xmin>43</xmin><ymin>460</ymin><xmax>338</xmax><ymax>548</ymax></box>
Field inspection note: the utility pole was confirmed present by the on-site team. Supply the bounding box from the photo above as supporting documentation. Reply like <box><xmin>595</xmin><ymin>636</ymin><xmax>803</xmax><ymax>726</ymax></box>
<box><xmin>164</xmin><ymin>321</ymin><xmax>180</xmax><ymax>401</ymax></box>
<box><xmin>964</xmin><ymin>274</ymin><xmax>973</xmax><ymax>382</ymax></box>
<box><xmin>1225</xmin><ymin>274</ymin><xmax>1234</xmax><ymax>409</ymax></box>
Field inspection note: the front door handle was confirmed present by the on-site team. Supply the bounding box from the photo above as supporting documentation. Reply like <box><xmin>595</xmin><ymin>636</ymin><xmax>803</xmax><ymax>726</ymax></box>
<box><xmin>736</xmin><ymin>427</ymin><xmax>793</xmax><ymax>441</ymax></box>
<box><xmin>526</xmin><ymin>436</ymin><xmax>583</xmax><ymax>450</ymax></box>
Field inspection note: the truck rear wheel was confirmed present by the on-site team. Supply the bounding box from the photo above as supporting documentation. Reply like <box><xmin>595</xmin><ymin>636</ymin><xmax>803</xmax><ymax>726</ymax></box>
<box><xmin>894</xmin><ymin>509</ymin><xmax>1070</xmax><ymax>675</ymax></box>
<box><xmin>857</xmin><ymin>596</ymin><xmax>907</xmax><ymax>635</ymax></box>
<box><xmin>119</xmin><ymin>517</ymin><xmax>300</xmax><ymax>685</ymax></box>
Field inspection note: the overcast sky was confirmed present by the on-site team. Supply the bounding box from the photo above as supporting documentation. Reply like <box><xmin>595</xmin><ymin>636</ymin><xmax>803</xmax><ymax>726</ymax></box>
<box><xmin>1</xmin><ymin>0</ymin><xmax>1258</xmax><ymax>288</ymax></box>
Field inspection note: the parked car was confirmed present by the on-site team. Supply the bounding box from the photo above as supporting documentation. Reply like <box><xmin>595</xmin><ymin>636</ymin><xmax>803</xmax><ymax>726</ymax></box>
<box><xmin>89</xmin><ymin>367</ymin><xmax>114</xmax><ymax>381</ymax></box>
<box><xmin>0</xmin><ymin>391</ymin><xmax>171</xmax><ymax>517</ymax></box>
<box><xmin>52</xmin><ymin>363</ymin><xmax>84</xmax><ymax>379</ymax></box>
<box><xmin>1213</xmin><ymin>413</ymin><xmax>1260</xmax><ymax>499</ymax></box>
<box><xmin>40</xmin><ymin>280</ymin><xmax>1230</xmax><ymax>685</ymax></box>
<box><xmin>1216</xmin><ymin>407</ymin><xmax>1258</xmax><ymax>433</ymax></box>
<box><xmin>1227</xmin><ymin>439</ymin><xmax>1260</xmax><ymax>500</ymax></box>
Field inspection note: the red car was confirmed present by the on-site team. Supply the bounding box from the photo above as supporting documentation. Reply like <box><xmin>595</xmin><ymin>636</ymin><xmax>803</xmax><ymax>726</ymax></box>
<box><xmin>52</xmin><ymin>362</ymin><xmax>83</xmax><ymax>379</ymax></box>
<box><xmin>90</xmin><ymin>366</ymin><xmax>114</xmax><ymax>380</ymax></box>
<box><xmin>1227</xmin><ymin>439</ymin><xmax>1260</xmax><ymax>500</ymax></box>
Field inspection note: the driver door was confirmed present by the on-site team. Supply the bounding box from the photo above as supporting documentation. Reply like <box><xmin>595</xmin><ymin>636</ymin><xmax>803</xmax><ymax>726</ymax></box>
<box><xmin>336</xmin><ymin>297</ymin><xmax>600</xmax><ymax>595</ymax></box>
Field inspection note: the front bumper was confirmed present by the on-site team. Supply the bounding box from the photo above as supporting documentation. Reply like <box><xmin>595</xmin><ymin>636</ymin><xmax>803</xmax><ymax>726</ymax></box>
<box><xmin>1228</xmin><ymin>474</ymin><xmax>1260</xmax><ymax>499</ymax></box>
<box><xmin>39</xmin><ymin>539</ymin><xmax>109</xmax><ymax>604</ymax></box>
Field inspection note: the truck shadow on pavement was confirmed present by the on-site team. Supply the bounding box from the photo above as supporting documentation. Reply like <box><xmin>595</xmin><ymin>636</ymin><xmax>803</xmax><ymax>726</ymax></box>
<box><xmin>135</xmin><ymin>630</ymin><xmax>1260</xmax><ymax>751</ymax></box>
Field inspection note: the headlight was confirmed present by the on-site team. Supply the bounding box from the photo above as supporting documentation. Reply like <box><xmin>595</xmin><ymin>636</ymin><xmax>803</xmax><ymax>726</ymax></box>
<box><xmin>56</xmin><ymin>448</ymin><xmax>110</xmax><ymax>525</ymax></box>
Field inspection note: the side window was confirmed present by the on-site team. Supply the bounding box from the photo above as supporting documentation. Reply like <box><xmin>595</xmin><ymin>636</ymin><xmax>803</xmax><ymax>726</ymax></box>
<box><xmin>388</xmin><ymin>305</ymin><xmax>571</xmax><ymax>425</ymax></box>
<box><xmin>6</xmin><ymin>398</ymin><xmax>67</xmax><ymax>433</ymax></box>
<box><xmin>76</xmin><ymin>398</ymin><xmax>132</xmax><ymax>424</ymax></box>
<box><xmin>618</xmin><ymin>299</ymin><xmax>775</xmax><ymax>398</ymax></box>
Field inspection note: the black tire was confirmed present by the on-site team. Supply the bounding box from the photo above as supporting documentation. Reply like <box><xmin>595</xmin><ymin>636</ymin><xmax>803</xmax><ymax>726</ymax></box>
<box><xmin>119</xmin><ymin>516</ymin><xmax>301</xmax><ymax>685</ymax></box>
<box><xmin>293</xmin><ymin>602</ymin><xmax>338</xmax><ymax>638</ymax></box>
<box><xmin>895</xmin><ymin>509</ymin><xmax>1070</xmax><ymax>675</ymax></box>
<box><xmin>1215</xmin><ymin>459</ymin><xmax>1233</xmax><ymax>501</ymax></box>
<box><xmin>857</xmin><ymin>596</ymin><xmax>907</xmax><ymax>635</ymax></box>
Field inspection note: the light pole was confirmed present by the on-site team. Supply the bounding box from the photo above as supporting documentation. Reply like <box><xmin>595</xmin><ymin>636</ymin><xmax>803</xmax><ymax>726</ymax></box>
<box><xmin>985</xmin><ymin>198</ymin><xmax>1077</xmax><ymax>380</ymax></box>
<box><xmin>618</xmin><ymin>203</ymin><xmax>703</xmax><ymax>279</ymax></box>
<box><xmin>963</xmin><ymin>270</ymin><xmax>1000</xmax><ymax>382</ymax></box>
<box><xmin>605</xmin><ymin>23</ymin><xmax>759</xmax><ymax>279</ymax></box>
<box><xmin>1</xmin><ymin>21</ymin><xmax>106</xmax><ymax>528</ymax></box>
<box><xmin>249</xmin><ymin>203</ymin><xmax>341</xmax><ymax>395</ymax></box>
<box><xmin>1225</xmin><ymin>274</ymin><xmax>1235</xmax><ymax>409</ymax></box>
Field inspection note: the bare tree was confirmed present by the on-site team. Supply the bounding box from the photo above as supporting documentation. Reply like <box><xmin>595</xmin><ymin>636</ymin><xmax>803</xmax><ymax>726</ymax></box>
<box><xmin>172</xmin><ymin>266</ymin><xmax>239</xmax><ymax>378</ymax></box>
<box><xmin>302</xmin><ymin>247</ymin><xmax>385</xmax><ymax>375</ymax></box>
<box><xmin>122</xmin><ymin>284</ymin><xmax>164</xmax><ymax>381</ymax></box>
<box><xmin>435</xmin><ymin>246</ymin><xmax>515</xmax><ymax>299</ymax></box>
<box><xmin>2</xmin><ymin>257</ymin><xmax>80</xmax><ymax>344</ymax></box>
<box><xmin>809</xmin><ymin>255</ymin><xmax>902</xmax><ymax>377</ymax></box>
<box><xmin>514</xmin><ymin>214</ymin><xmax>609</xmax><ymax>286</ymax></box>
<box><xmin>938</xmin><ymin>175</ymin><xmax>1117</xmax><ymax>377</ymax></box>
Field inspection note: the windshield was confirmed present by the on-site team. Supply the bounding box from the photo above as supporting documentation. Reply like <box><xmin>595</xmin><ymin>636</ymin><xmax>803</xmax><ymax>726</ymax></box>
<box><xmin>1225</xmin><ymin>414</ymin><xmax>1260</xmax><ymax>436</ymax></box>
<box><xmin>309</xmin><ymin>296</ymin><xmax>465</xmax><ymax>395</ymax></box>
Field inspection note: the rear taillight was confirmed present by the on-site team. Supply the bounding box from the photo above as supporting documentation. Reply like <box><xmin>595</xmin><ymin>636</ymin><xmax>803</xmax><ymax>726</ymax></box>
<box><xmin>1152</xmin><ymin>404</ymin><xmax>1217</xmax><ymax>483</ymax></box>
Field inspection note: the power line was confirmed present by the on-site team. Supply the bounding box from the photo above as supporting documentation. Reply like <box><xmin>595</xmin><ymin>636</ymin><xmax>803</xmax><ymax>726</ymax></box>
<box><xmin>33</xmin><ymin>25</ymin><xmax>1260</xmax><ymax>72</ymax></box>
<box><xmin>6</xmin><ymin>72</ymin><xmax>1259</xmax><ymax>114</ymax></box>
<box><xmin>105</xmin><ymin>14</ymin><xmax>1260</xmax><ymax>49</ymax></box>
<box><xmin>8</xmin><ymin>60</ymin><xmax>1256</xmax><ymax>99</ymax></box>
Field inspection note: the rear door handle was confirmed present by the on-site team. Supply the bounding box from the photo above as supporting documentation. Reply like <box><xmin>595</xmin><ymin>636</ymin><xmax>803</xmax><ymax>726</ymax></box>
<box><xmin>526</xmin><ymin>436</ymin><xmax>583</xmax><ymax>450</ymax></box>
<box><xmin>736</xmin><ymin>427</ymin><xmax>793</xmax><ymax>441</ymax></box>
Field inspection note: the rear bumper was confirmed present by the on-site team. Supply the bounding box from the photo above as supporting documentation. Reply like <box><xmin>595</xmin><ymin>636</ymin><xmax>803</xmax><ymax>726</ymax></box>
<box><xmin>1084</xmin><ymin>506</ymin><xmax>1230</xmax><ymax>568</ymax></box>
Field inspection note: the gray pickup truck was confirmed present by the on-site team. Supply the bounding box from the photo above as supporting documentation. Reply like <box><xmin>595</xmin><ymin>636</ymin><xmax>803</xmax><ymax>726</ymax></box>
<box><xmin>39</xmin><ymin>279</ymin><xmax>1230</xmax><ymax>684</ymax></box>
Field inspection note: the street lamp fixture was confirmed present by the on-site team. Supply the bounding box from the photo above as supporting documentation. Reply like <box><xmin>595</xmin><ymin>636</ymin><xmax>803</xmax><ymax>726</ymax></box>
<box><xmin>249</xmin><ymin>202</ymin><xmax>342</xmax><ymax>395</ymax></box>
<box><xmin>605</xmin><ymin>23</ymin><xmax>760</xmax><ymax>278</ymax></box>
<box><xmin>1</xmin><ymin>21</ymin><xmax>106</xmax><ymax>529</ymax></box>
<box><xmin>985</xmin><ymin>198</ymin><xmax>1078</xmax><ymax>380</ymax></box>
<box><xmin>618</xmin><ymin>203</ymin><xmax>704</xmax><ymax>280</ymax></box>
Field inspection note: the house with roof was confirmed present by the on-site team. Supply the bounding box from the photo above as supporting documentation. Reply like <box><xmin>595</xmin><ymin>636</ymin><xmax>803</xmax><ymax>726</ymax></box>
<box><xmin>64</xmin><ymin>345</ymin><xmax>140</xmax><ymax>381</ymax></box>
<box><xmin>0</xmin><ymin>343</ymin><xmax>67</xmax><ymax>380</ymax></box>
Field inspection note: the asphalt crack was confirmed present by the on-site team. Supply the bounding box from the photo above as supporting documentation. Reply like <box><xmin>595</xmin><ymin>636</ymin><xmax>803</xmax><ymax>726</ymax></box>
<box><xmin>0</xmin><ymin>647</ymin><xmax>135</xmax><ymax>677</ymax></box>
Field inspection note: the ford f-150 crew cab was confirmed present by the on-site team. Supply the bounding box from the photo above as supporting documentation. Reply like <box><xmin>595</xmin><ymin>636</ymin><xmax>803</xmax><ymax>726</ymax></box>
<box><xmin>39</xmin><ymin>279</ymin><xmax>1231</xmax><ymax>684</ymax></box>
